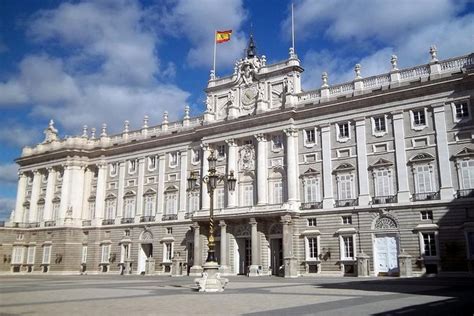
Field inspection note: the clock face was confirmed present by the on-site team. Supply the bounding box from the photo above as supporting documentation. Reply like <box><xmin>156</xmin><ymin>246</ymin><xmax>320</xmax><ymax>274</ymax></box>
<box><xmin>241</xmin><ymin>87</ymin><xmax>257</xmax><ymax>106</ymax></box>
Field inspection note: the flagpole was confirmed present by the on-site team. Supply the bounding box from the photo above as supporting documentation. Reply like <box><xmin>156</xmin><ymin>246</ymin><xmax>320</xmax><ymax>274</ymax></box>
<box><xmin>213</xmin><ymin>30</ymin><xmax>217</xmax><ymax>76</ymax></box>
<box><xmin>291</xmin><ymin>3</ymin><xmax>295</xmax><ymax>51</ymax></box>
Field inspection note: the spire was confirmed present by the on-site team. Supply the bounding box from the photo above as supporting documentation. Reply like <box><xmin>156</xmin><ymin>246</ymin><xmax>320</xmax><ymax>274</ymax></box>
<box><xmin>246</xmin><ymin>34</ymin><xmax>257</xmax><ymax>59</ymax></box>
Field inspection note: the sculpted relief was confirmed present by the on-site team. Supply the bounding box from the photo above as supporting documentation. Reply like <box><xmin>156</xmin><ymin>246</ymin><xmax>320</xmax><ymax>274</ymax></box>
<box><xmin>239</xmin><ymin>144</ymin><xmax>255</xmax><ymax>171</ymax></box>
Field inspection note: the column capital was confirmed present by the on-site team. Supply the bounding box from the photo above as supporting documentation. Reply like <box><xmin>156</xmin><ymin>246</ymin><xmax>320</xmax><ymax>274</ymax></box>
<box><xmin>200</xmin><ymin>143</ymin><xmax>210</xmax><ymax>151</ymax></box>
<box><xmin>254</xmin><ymin>133</ymin><xmax>267</xmax><ymax>142</ymax></box>
<box><xmin>354</xmin><ymin>117</ymin><xmax>366</xmax><ymax>125</ymax></box>
<box><xmin>249</xmin><ymin>217</ymin><xmax>257</xmax><ymax>225</ymax></box>
<box><xmin>219</xmin><ymin>220</ymin><xmax>227</xmax><ymax>227</ymax></box>
<box><xmin>280</xmin><ymin>214</ymin><xmax>292</xmax><ymax>224</ymax></box>
<box><xmin>225</xmin><ymin>138</ymin><xmax>237</xmax><ymax>146</ymax></box>
<box><xmin>180</xmin><ymin>148</ymin><xmax>188</xmax><ymax>155</ymax></box>
<box><xmin>283</xmin><ymin>127</ymin><xmax>298</xmax><ymax>137</ymax></box>
<box><xmin>432</xmin><ymin>103</ymin><xmax>446</xmax><ymax>112</ymax></box>
<box><xmin>192</xmin><ymin>222</ymin><xmax>200</xmax><ymax>229</ymax></box>
<box><xmin>391</xmin><ymin>111</ymin><xmax>404</xmax><ymax>119</ymax></box>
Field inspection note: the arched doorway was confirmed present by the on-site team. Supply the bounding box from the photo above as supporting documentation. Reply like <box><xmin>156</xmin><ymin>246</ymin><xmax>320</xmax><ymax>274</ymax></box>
<box><xmin>268</xmin><ymin>223</ymin><xmax>283</xmax><ymax>276</ymax></box>
<box><xmin>137</xmin><ymin>230</ymin><xmax>153</xmax><ymax>275</ymax></box>
<box><xmin>372</xmin><ymin>215</ymin><xmax>400</xmax><ymax>276</ymax></box>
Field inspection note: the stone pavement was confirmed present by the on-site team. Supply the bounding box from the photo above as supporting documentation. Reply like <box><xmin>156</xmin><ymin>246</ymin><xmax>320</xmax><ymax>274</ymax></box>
<box><xmin>0</xmin><ymin>275</ymin><xmax>473</xmax><ymax>315</ymax></box>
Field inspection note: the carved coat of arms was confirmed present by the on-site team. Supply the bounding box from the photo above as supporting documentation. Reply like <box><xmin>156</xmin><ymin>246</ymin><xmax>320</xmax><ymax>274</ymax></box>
<box><xmin>239</xmin><ymin>144</ymin><xmax>255</xmax><ymax>171</ymax></box>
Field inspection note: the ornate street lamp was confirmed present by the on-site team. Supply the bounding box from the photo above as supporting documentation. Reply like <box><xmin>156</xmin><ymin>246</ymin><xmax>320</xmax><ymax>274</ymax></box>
<box><xmin>187</xmin><ymin>149</ymin><xmax>237</xmax><ymax>292</ymax></box>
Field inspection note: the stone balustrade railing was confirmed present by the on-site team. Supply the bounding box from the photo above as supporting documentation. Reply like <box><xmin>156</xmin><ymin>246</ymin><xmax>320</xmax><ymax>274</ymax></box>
<box><xmin>297</xmin><ymin>53</ymin><xmax>472</xmax><ymax>103</ymax></box>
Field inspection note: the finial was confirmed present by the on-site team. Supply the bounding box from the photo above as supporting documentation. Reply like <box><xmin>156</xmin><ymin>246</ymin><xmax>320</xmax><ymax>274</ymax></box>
<box><xmin>321</xmin><ymin>72</ymin><xmax>329</xmax><ymax>88</ymax></box>
<box><xmin>184</xmin><ymin>105</ymin><xmax>190</xmax><ymax>119</ymax></box>
<box><xmin>261</xmin><ymin>55</ymin><xmax>266</xmax><ymax>66</ymax></box>
<box><xmin>210</xmin><ymin>69</ymin><xmax>216</xmax><ymax>80</ymax></box>
<box><xmin>354</xmin><ymin>64</ymin><xmax>362</xmax><ymax>79</ymax></box>
<box><xmin>430</xmin><ymin>45</ymin><xmax>438</xmax><ymax>62</ymax></box>
<box><xmin>100</xmin><ymin>123</ymin><xmax>107</xmax><ymax>137</ymax></box>
<box><xmin>289</xmin><ymin>47</ymin><xmax>297</xmax><ymax>59</ymax></box>
<box><xmin>49</xmin><ymin>120</ymin><xmax>54</xmax><ymax>128</ymax></box>
<box><xmin>90</xmin><ymin>128</ymin><xmax>96</xmax><ymax>139</ymax></box>
<box><xmin>163</xmin><ymin>111</ymin><xmax>169</xmax><ymax>123</ymax></box>
<box><xmin>123</xmin><ymin>120</ymin><xmax>129</xmax><ymax>133</ymax></box>
<box><xmin>43</xmin><ymin>118</ymin><xmax>59</xmax><ymax>143</ymax></box>
<box><xmin>391</xmin><ymin>55</ymin><xmax>398</xmax><ymax>71</ymax></box>
<box><xmin>82</xmin><ymin>125</ymin><xmax>88</xmax><ymax>138</ymax></box>
<box><xmin>142</xmin><ymin>115</ymin><xmax>149</xmax><ymax>129</ymax></box>
<box><xmin>246</xmin><ymin>34</ymin><xmax>257</xmax><ymax>59</ymax></box>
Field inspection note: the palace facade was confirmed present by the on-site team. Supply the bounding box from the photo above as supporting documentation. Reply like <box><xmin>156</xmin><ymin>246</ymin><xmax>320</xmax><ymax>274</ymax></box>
<box><xmin>1</xmin><ymin>40</ymin><xmax>473</xmax><ymax>277</ymax></box>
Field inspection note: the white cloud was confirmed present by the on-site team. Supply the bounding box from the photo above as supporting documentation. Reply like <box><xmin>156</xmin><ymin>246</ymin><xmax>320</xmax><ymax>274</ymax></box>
<box><xmin>0</xmin><ymin>0</ymin><xmax>191</xmax><ymax>134</ymax></box>
<box><xmin>0</xmin><ymin>163</ymin><xmax>18</xmax><ymax>185</ymax></box>
<box><xmin>0</xmin><ymin>123</ymin><xmax>41</xmax><ymax>148</ymax></box>
<box><xmin>159</xmin><ymin>0</ymin><xmax>248</xmax><ymax>69</ymax></box>
<box><xmin>0</xmin><ymin>198</ymin><xmax>15</xmax><ymax>221</ymax></box>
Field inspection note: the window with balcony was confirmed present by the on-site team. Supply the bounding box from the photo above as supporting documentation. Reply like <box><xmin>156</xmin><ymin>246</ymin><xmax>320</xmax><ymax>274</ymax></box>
<box><xmin>337</xmin><ymin>174</ymin><xmax>354</xmax><ymax>201</ymax></box>
<box><xmin>123</xmin><ymin>194</ymin><xmax>136</xmax><ymax>220</ymax></box>
<box><xmin>143</xmin><ymin>193</ymin><xmax>156</xmax><ymax>218</ymax></box>
<box><xmin>215</xmin><ymin>187</ymin><xmax>225</xmax><ymax>209</ymax></box>
<box><xmin>104</xmin><ymin>197</ymin><xmax>116</xmax><ymax>220</ymax></box>
<box><xmin>26</xmin><ymin>246</ymin><xmax>36</xmax><ymax>265</ymax></box>
<box><xmin>42</xmin><ymin>245</ymin><xmax>52</xmax><ymax>264</ymax></box>
<box><xmin>306</xmin><ymin>236</ymin><xmax>319</xmax><ymax>260</ymax></box>
<box><xmin>372</xmin><ymin>168</ymin><xmax>395</xmax><ymax>204</ymax></box>
<box><xmin>187</xmin><ymin>192</ymin><xmax>200</xmax><ymax>215</ymax></box>
<box><xmin>101</xmin><ymin>244</ymin><xmax>110</xmax><ymax>264</ymax></box>
<box><xmin>460</xmin><ymin>160</ymin><xmax>474</xmax><ymax>190</ymax></box>
<box><xmin>242</xmin><ymin>184</ymin><xmax>254</xmax><ymax>207</ymax></box>
<box><xmin>413</xmin><ymin>164</ymin><xmax>437</xmax><ymax>200</ymax></box>
<box><xmin>272</xmin><ymin>180</ymin><xmax>283</xmax><ymax>204</ymax></box>
<box><xmin>52</xmin><ymin>199</ymin><xmax>60</xmax><ymax>220</ymax></box>
<box><xmin>164</xmin><ymin>188</ymin><xmax>178</xmax><ymax>219</ymax></box>
<box><xmin>12</xmin><ymin>246</ymin><xmax>24</xmax><ymax>264</ymax></box>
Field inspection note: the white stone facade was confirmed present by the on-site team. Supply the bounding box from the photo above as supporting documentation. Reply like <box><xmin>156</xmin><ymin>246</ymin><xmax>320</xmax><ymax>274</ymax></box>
<box><xmin>1</xmin><ymin>45</ymin><xmax>474</xmax><ymax>277</ymax></box>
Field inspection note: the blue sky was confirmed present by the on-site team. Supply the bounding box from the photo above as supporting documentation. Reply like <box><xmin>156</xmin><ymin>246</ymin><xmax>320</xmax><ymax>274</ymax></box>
<box><xmin>0</xmin><ymin>0</ymin><xmax>473</xmax><ymax>221</ymax></box>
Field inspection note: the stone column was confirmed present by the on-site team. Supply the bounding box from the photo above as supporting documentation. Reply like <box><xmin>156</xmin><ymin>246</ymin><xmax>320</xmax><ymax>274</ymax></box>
<box><xmin>13</xmin><ymin>172</ymin><xmax>27</xmax><ymax>224</ymax></box>
<box><xmin>225</xmin><ymin>139</ymin><xmax>238</xmax><ymax>208</ymax></box>
<box><xmin>249</xmin><ymin>218</ymin><xmax>260</xmax><ymax>276</ymax></box>
<box><xmin>28</xmin><ymin>170</ymin><xmax>41</xmax><ymax>223</ymax></box>
<box><xmin>432</xmin><ymin>104</ymin><xmax>455</xmax><ymax>200</ymax></box>
<box><xmin>321</xmin><ymin>124</ymin><xmax>334</xmax><ymax>208</ymax></box>
<box><xmin>201</xmin><ymin>144</ymin><xmax>210</xmax><ymax>210</ymax></box>
<box><xmin>135</xmin><ymin>158</ymin><xmax>145</xmax><ymax>222</ymax></box>
<box><xmin>284</xmin><ymin>128</ymin><xmax>299</xmax><ymax>206</ymax></box>
<box><xmin>69</xmin><ymin>164</ymin><xmax>85</xmax><ymax>225</ymax></box>
<box><xmin>190</xmin><ymin>222</ymin><xmax>203</xmax><ymax>275</ymax></box>
<box><xmin>59</xmin><ymin>164</ymin><xmax>72</xmax><ymax>224</ymax></box>
<box><xmin>179</xmin><ymin>150</ymin><xmax>188</xmax><ymax>218</ymax></box>
<box><xmin>219</xmin><ymin>220</ymin><xmax>230</xmax><ymax>274</ymax></box>
<box><xmin>281</xmin><ymin>215</ymin><xmax>298</xmax><ymax>277</ymax></box>
<box><xmin>398</xmin><ymin>250</ymin><xmax>413</xmax><ymax>277</ymax></box>
<box><xmin>255</xmin><ymin>134</ymin><xmax>268</xmax><ymax>205</ymax></box>
<box><xmin>43</xmin><ymin>168</ymin><xmax>57</xmax><ymax>222</ymax></box>
<box><xmin>116</xmin><ymin>161</ymin><xmax>126</xmax><ymax>223</ymax></box>
<box><xmin>392</xmin><ymin>111</ymin><xmax>410</xmax><ymax>202</ymax></box>
<box><xmin>355</xmin><ymin>118</ymin><xmax>370</xmax><ymax>205</ymax></box>
<box><xmin>93</xmin><ymin>163</ymin><xmax>107</xmax><ymax>225</ymax></box>
<box><xmin>157</xmin><ymin>155</ymin><xmax>166</xmax><ymax>218</ymax></box>
<box><xmin>81</xmin><ymin>167</ymin><xmax>93</xmax><ymax>220</ymax></box>
<box><xmin>356</xmin><ymin>251</ymin><xmax>370</xmax><ymax>277</ymax></box>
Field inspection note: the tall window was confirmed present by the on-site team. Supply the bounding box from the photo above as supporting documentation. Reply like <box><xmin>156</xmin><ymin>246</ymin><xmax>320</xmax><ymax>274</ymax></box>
<box><xmin>217</xmin><ymin>144</ymin><xmax>226</xmax><ymax>158</ymax></box>
<box><xmin>304</xmin><ymin>129</ymin><xmax>316</xmax><ymax>145</ymax></box>
<box><xmin>421</xmin><ymin>232</ymin><xmax>437</xmax><ymax>257</ymax></box>
<box><xmin>272</xmin><ymin>135</ymin><xmax>283</xmax><ymax>151</ymax></box>
<box><xmin>81</xmin><ymin>245</ymin><xmax>88</xmax><ymax>264</ymax></box>
<box><xmin>460</xmin><ymin>160</ymin><xmax>474</xmax><ymax>189</ymax></box>
<box><xmin>164</xmin><ymin>243</ymin><xmax>173</xmax><ymax>262</ymax></box>
<box><xmin>148</xmin><ymin>156</ymin><xmax>157</xmax><ymax>171</ymax></box>
<box><xmin>37</xmin><ymin>202</ymin><xmax>45</xmax><ymax>222</ymax></box>
<box><xmin>338</xmin><ymin>174</ymin><xmax>353</xmax><ymax>200</ymax></box>
<box><xmin>304</xmin><ymin>178</ymin><xmax>320</xmax><ymax>202</ymax></box>
<box><xmin>307</xmin><ymin>237</ymin><xmax>318</xmax><ymax>260</ymax></box>
<box><xmin>414</xmin><ymin>165</ymin><xmax>434</xmax><ymax>193</ymax></box>
<box><xmin>272</xmin><ymin>181</ymin><xmax>283</xmax><ymax>204</ymax></box>
<box><xmin>42</xmin><ymin>245</ymin><xmax>52</xmax><ymax>264</ymax></box>
<box><xmin>164</xmin><ymin>192</ymin><xmax>178</xmax><ymax>214</ymax></box>
<box><xmin>27</xmin><ymin>246</ymin><xmax>36</xmax><ymax>264</ymax></box>
<box><xmin>123</xmin><ymin>197</ymin><xmax>135</xmax><ymax>218</ymax></box>
<box><xmin>338</xmin><ymin>122</ymin><xmax>349</xmax><ymax>139</ymax></box>
<box><xmin>144</xmin><ymin>194</ymin><xmax>155</xmax><ymax>216</ymax></box>
<box><xmin>374</xmin><ymin>169</ymin><xmax>391</xmax><ymax>196</ymax></box>
<box><xmin>52</xmin><ymin>201</ymin><xmax>60</xmax><ymax>219</ymax></box>
<box><xmin>412</xmin><ymin>109</ymin><xmax>426</xmax><ymax>127</ymax></box>
<box><xmin>169</xmin><ymin>152</ymin><xmax>178</xmax><ymax>167</ymax></box>
<box><xmin>88</xmin><ymin>200</ymin><xmax>96</xmax><ymax>219</ymax></box>
<box><xmin>12</xmin><ymin>246</ymin><xmax>24</xmax><ymax>264</ymax></box>
<box><xmin>215</xmin><ymin>188</ymin><xmax>225</xmax><ymax>209</ymax></box>
<box><xmin>105</xmin><ymin>198</ymin><xmax>116</xmax><ymax>219</ymax></box>
<box><xmin>188</xmin><ymin>193</ymin><xmax>200</xmax><ymax>213</ymax></box>
<box><xmin>101</xmin><ymin>244</ymin><xmax>111</xmax><ymax>263</ymax></box>
<box><xmin>341</xmin><ymin>236</ymin><xmax>354</xmax><ymax>260</ymax></box>
<box><xmin>373</xmin><ymin>116</ymin><xmax>386</xmax><ymax>132</ymax></box>
<box><xmin>454</xmin><ymin>102</ymin><xmax>469</xmax><ymax>119</ymax></box>
<box><xmin>242</xmin><ymin>184</ymin><xmax>254</xmax><ymax>206</ymax></box>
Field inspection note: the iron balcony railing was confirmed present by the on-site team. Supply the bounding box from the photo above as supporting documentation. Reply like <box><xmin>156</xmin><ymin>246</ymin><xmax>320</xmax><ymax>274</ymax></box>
<box><xmin>82</xmin><ymin>220</ymin><xmax>92</xmax><ymax>226</ymax></box>
<box><xmin>372</xmin><ymin>195</ymin><xmax>397</xmax><ymax>204</ymax></box>
<box><xmin>457</xmin><ymin>189</ymin><xmax>474</xmax><ymax>199</ymax></box>
<box><xmin>335</xmin><ymin>199</ymin><xmax>358</xmax><ymax>207</ymax></box>
<box><xmin>102</xmin><ymin>219</ymin><xmax>115</xmax><ymax>225</ymax></box>
<box><xmin>26</xmin><ymin>222</ymin><xmax>40</xmax><ymax>228</ymax></box>
<box><xmin>121</xmin><ymin>218</ymin><xmax>134</xmax><ymax>224</ymax></box>
<box><xmin>162</xmin><ymin>214</ymin><xmax>178</xmax><ymax>221</ymax></box>
<box><xmin>140</xmin><ymin>216</ymin><xmax>155</xmax><ymax>223</ymax></box>
<box><xmin>412</xmin><ymin>192</ymin><xmax>440</xmax><ymax>201</ymax></box>
<box><xmin>301</xmin><ymin>202</ymin><xmax>323</xmax><ymax>210</ymax></box>
<box><xmin>184</xmin><ymin>212</ymin><xmax>194</xmax><ymax>219</ymax></box>
<box><xmin>44</xmin><ymin>221</ymin><xmax>56</xmax><ymax>227</ymax></box>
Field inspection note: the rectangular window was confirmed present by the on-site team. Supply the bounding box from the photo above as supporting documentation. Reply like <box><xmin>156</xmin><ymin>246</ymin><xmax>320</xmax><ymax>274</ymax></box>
<box><xmin>305</xmin><ymin>129</ymin><xmax>316</xmax><ymax>145</ymax></box>
<box><xmin>101</xmin><ymin>245</ymin><xmax>110</xmax><ymax>263</ymax></box>
<box><xmin>81</xmin><ymin>246</ymin><xmax>88</xmax><ymax>264</ymax></box>
<box><xmin>342</xmin><ymin>236</ymin><xmax>354</xmax><ymax>259</ymax></box>
<box><xmin>413</xmin><ymin>109</ymin><xmax>426</xmax><ymax>126</ymax></box>
<box><xmin>217</xmin><ymin>145</ymin><xmax>226</xmax><ymax>158</ymax></box>
<box><xmin>52</xmin><ymin>202</ymin><xmax>60</xmax><ymax>220</ymax></box>
<box><xmin>124</xmin><ymin>198</ymin><xmax>135</xmax><ymax>218</ymax></box>
<box><xmin>165</xmin><ymin>193</ymin><xmax>177</xmax><ymax>214</ymax></box>
<box><xmin>188</xmin><ymin>193</ymin><xmax>200</xmax><ymax>213</ymax></box>
<box><xmin>165</xmin><ymin>243</ymin><xmax>173</xmax><ymax>262</ymax></box>
<box><xmin>373</xmin><ymin>116</ymin><xmax>386</xmax><ymax>132</ymax></box>
<box><xmin>307</xmin><ymin>237</ymin><xmax>318</xmax><ymax>259</ymax></box>
<box><xmin>243</xmin><ymin>184</ymin><xmax>254</xmax><ymax>206</ymax></box>
<box><xmin>37</xmin><ymin>204</ymin><xmax>45</xmax><ymax>222</ymax></box>
<box><xmin>338</xmin><ymin>123</ymin><xmax>349</xmax><ymax>138</ymax></box>
<box><xmin>169</xmin><ymin>152</ymin><xmax>178</xmax><ymax>167</ymax></box>
<box><xmin>460</xmin><ymin>160</ymin><xmax>474</xmax><ymax>189</ymax></box>
<box><xmin>105</xmin><ymin>199</ymin><xmax>116</xmax><ymax>219</ymax></box>
<box><xmin>88</xmin><ymin>201</ymin><xmax>96</xmax><ymax>219</ymax></box>
<box><xmin>422</xmin><ymin>232</ymin><xmax>437</xmax><ymax>257</ymax></box>
<box><xmin>307</xmin><ymin>218</ymin><xmax>317</xmax><ymax>227</ymax></box>
<box><xmin>455</xmin><ymin>102</ymin><xmax>469</xmax><ymax>119</ymax></box>
<box><xmin>272</xmin><ymin>135</ymin><xmax>283</xmax><ymax>150</ymax></box>
<box><xmin>27</xmin><ymin>246</ymin><xmax>36</xmax><ymax>264</ymax></box>
<box><xmin>420</xmin><ymin>211</ymin><xmax>433</xmax><ymax>220</ymax></box>
<box><xmin>415</xmin><ymin>165</ymin><xmax>433</xmax><ymax>193</ymax></box>
<box><xmin>215</xmin><ymin>188</ymin><xmax>225</xmax><ymax>209</ymax></box>
<box><xmin>272</xmin><ymin>181</ymin><xmax>283</xmax><ymax>204</ymax></box>
<box><xmin>128</xmin><ymin>160</ymin><xmax>137</xmax><ymax>174</ymax></box>
<box><xmin>304</xmin><ymin>178</ymin><xmax>320</xmax><ymax>203</ymax></box>
<box><xmin>148</xmin><ymin>156</ymin><xmax>157</xmax><ymax>170</ymax></box>
<box><xmin>144</xmin><ymin>195</ymin><xmax>155</xmax><ymax>216</ymax></box>
<box><xmin>342</xmin><ymin>215</ymin><xmax>352</xmax><ymax>225</ymax></box>
<box><xmin>375</xmin><ymin>169</ymin><xmax>391</xmax><ymax>196</ymax></box>
<box><xmin>12</xmin><ymin>246</ymin><xmax>24</xmax><ymax>264</ymax></box>
<box><xmin>338</xmin><ymin>174</ymin><xmax>353</xmax><ymax>200</ymax></box>
<box><xmin>110</xmin><ymin>163</ymin><xmax>118</xmax><ymax>177</ymax></box>
<box><xmin>42</xmin><ymin>245</ymin><xmax>52</xmax><ymax>264</ymax></box>
<box><xmin>192</xmin><ymin>149</ymin><xmax>200</xmax><ymax>163</ymax></box>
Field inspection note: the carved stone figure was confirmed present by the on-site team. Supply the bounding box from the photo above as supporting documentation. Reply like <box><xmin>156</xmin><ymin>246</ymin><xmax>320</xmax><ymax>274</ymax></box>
<box><xmin>43</xmin><ymin>120</ymin><xmax>59</xmax><ymax>143</ymax></box>
<box><xmin>227</xmin><ymin>90</ymin><xmax>235</xmax><ymax>106</ymax></box>
<box><xmin>205</xmin><ymin>96</ymin><xmax>213</xmax><ymax>112</ymax></box>
<box><xmin>239</xmin><ymin>144</ymin><xmax>255</xmax><ymax>171</ymax></box>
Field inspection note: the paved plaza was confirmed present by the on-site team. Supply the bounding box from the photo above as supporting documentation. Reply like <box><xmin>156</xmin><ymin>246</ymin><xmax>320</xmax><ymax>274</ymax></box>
<box><xmin>0</xmin><ymin>275</ymin><xmax>473</xmax><ymax>315</ymax></box>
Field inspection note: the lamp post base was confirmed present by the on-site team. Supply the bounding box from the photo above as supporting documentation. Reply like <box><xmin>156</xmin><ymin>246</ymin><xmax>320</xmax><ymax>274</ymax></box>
<box><xmin>194</xmin><ymin>261</ymin><xmax>229</xmax><ymax>292</ymax></box>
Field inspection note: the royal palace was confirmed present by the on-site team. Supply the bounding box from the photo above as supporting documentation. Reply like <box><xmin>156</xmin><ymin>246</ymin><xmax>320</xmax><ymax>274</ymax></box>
<box><xmin>1</xmin><ymin>39</ymin><xmax>473</xmax><ymax>278</ymax></box>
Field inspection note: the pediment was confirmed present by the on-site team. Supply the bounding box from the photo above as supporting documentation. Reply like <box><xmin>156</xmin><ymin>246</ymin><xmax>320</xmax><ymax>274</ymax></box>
<box><xmin>301</xmin><ymin>167</ymin><xmax>320</xmax><ymax>177</ymax></box>
<box><xmin>369</xmin><ymin>158</ymin><xmax>393</xmax><ymax>169</ymax></box>
<box><xmin>105</xmin><ymin>193</ymin><xmax>117</xmax><ymax>200</ymax></box>
<box><xmin>409</xmin><ymin>153</ymin><xmax>435</xmax><ymax>163</ymax></box>
<box><xmin>333</xmin><ymin>163</ymin><xmax>355</xmax><ymax>173</ymax></box>
<box><xmin>143</xmin><ymin>188</ymin><xmax>156</xmax><ymax>196</ymax></box>
<box><xmin>123</xmin><ymin>191</ymin><xmax>136</xmax><ymax>198</ymax></box>
<box><xmin>453</xmin><ymin>147</ymin><xmax>474</xmax><ymax>158</ymax></box>
<box><xmin>164</xmin><ymin>185</ymin><xmax>179</xmax><ymax>193</ymax></box>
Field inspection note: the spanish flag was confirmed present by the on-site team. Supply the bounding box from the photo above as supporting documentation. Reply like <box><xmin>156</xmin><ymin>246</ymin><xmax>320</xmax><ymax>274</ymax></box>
<box><xmin>216</xmin><ymin>30</ymin><xmax>232</xmax><ymax>43</ymax></box>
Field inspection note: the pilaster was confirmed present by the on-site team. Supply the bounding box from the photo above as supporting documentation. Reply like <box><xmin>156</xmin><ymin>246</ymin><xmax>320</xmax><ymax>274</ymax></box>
<box><xmin>284</xmin><ymin>128</ymin><xmax>299</xmax><ymax>208</ymax></box>
<box><xmin>248</xmin><ymin>218</ymin><xmax>260</xmax><ymax>276</ymax></box>
<box><xmin>81</xmin><ymin>167</ymin><xmax>93</xmax><ymax>220</ymax></box>
<box><xmin>321</xmin><ymin>124</ymin><xmax>334</xmax><ymax>208</ymax></box>
<box><xmin>157</xmin><ymin>155</ymin><xmax>166</xmax><ymax>218</ymax></box>
<box><xmin>93</xmin><ymin>162</ymin><xmax>107</xmax><ymax>226</ymax></box>
<box><xmin>201</xmin><ymin>144</ymin><xmax>210</xmax><ymax>210</ymax></box>
<box><xmin>218</xmin><ymin>220</ymin><xmax>230</xmax><ymax>275</ymax></box>
<box><xmin>255</xmin><ymin>134</ymin><xmax>268</xmax><ymax>205</ymax></box>
<box><xmin>190</xmin><ymin>222</ymin><xmax>203</xmax><ymax>276</ymax></box>
<box><xmin>179</xmin><ymin>149</ymin><xmax>188</xmax><ymax>218</ymax></box>
<box><xmin>69</xmin><ymin>164</ymin><xmax>85</xmax><ymax>226</ymax></box>
<box><xmin>225</xmin><ymin>139</ymin><xmax>238</xmax><ymax>208</ymax></box>
<box><xmin>355</xmin><ymin>118</ymin><xmax>370</xmax><ymax>205</ymax></box>
<box><xmin>392</xmin><ymin>111</ymin><xmax>411</xmax><ymax>202</ymax></box>
<box><xmin>28</xmin><ymin>170</ymin><xmax>41</xmax><ymax>223</ymax></box>
<box><xmin>115</xmin><ymin>161</ymin><xmax>126</xmax><ymax>224</ymax></box>
<box><xmin>59</xmin><ymin>165</ymin><xmax>71</xmax><ymax>224</ymax></box>
<box><xmin>136</xmin><ymin>158</ymin><xmax>145</xmax><ymax>222</ymax></box>
<box><xmin>281</xmin><ymin>215</ymin><xmax>298</xmax><ymax>278</ymax></box>
<box><xmin>13</xmin><ymin>172</ymin><xmax>27</xmax><ymax>224</ymax></box>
